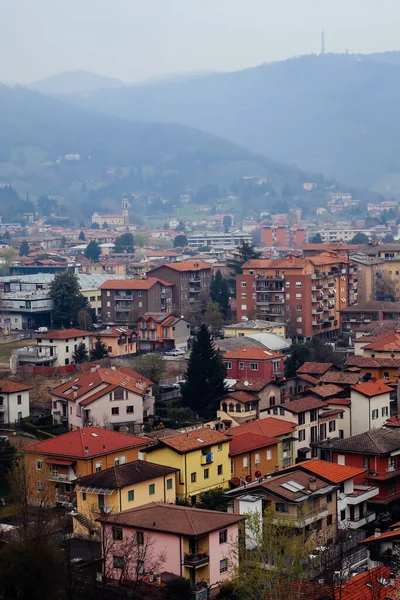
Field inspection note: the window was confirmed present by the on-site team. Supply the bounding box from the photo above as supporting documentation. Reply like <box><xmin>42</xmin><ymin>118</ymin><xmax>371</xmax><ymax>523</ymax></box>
<box><xmin>37</xmin><ymin>481</ymin><xmax>44</xmax><ymax>492</ymax></box>
<box><xmin>128</xmin><ymin>490</ymin><xmax>134</xmax><ymax>502</ymax></box>
<box><xmin>241</xmin><ymin>281</ymin><xmax>247</xmax><ymax>288</ymax></box>
<box><xmin>166</xmin><ymin>478</ymin><xmax>173</xmax><ymax>490</ymax></box>
<box><xmin>296</xmin><ymin>293</ymin><xmax>302</xmax><ymax>299</ymax></box>
<box><xmin>340</xmin><ymin>509</ymin><xmax>346</xmax><ymax>521</ymax></box>
<box><xmin>218</xmin><ymin>464</ymin><xmax>223</xmax><ymax>475</ymax></box>
<box><xmin>217</xmin><ymin>443</ymin><xmax>222</xmax><ymax>452</ymax></box>
<box><xmin>296</xmin><ymin>316</ymin><xmax>302</xmax><ymax>323</ymax></box>
<box><xmin>82</xmin><ymin>492</ymin><xmax>86</xmax><ymax>501</ymax></box>
<box><xmin>384</xmin><ymin>372</ymin><xmax>390</xmax><ymax>380</ymax></box>
<box><xmin>372</xmin><ymin>409</ymin><xmax>379</xmax><ymax>420</ymax></box>
<box><xmin>338</xmin><ymin>412</ymin><xmax>343</xmax><ymax>419</ymax></box>
<box><xmin>298</xmin><ymin>429</ymin><xmax>306</xmax><ymax>442</ymax></box>
<box><xmin>219</xmin><ymin>530</ymin><xmax>227</xmax><ymax>544</ymax></box>
<box><xmin>241</xmin><ymin>292</ymin><xmax>246</xmax><ymax>299</ymax></box>
<box><xmin>225</xmin><ymin>361</ymin><xmax>232</xmax><ymax>370</ymax></box>
<box><xmin>191</xmin><ymin>472</ymin><xmax>196</xmax><ymax>483</ymax></box>
<box><xmin>17</xmin><ymin>394</ymin><xmax>22</xmax><ymax>405</ymax></box>
<box><xmin>298</xmin><ymin>413</ymin><xmax>305</xmax><ymax>425</ymax></box>
<box><xmin>95</xmin><ymin>461</ymin><xmax>102</xmax><ymax>472</ymax></box>
<box><xmin>112</xmin><ymin>527</ymin><xmax>123</xmax><ymax>541</ymax></box>
<box><xmin>296</xmin><ymin>305</ymin><xmax>302</xmax><ymax>311</ymax></box>
<box><xmin>295</xmin><ymin>282</ymin><xmax>302</xmax><ymax>288</ymax></box>
<box><xmin>126</xmin><ymin>406</ymin><xmax>134</xmax><ymax>414</ymax></box>
<box><xmin>382</xmin><ymin>406</ymin><xmax>389</xmax><ymax>417</ymax></box>
<box><xmin>266</xmin><ymin>449</ymin><xmax>272</xmax><ymax>460</ymax></box>
<box><xmin>114</xmin><ymin>388</ymin><xmax>124</xmax><ymax>400</ymax></box>
<box><xmin>231</xmin><ymin>459</ymin><xmax>234</xmax><ymax>474</ymax></box>
<box><xmin>137</xmin><ymin>531</ymin><xmax>144</xmax><ymax>545</ymax></box>
<box><xmin>113</xmin><ymin>556</ymin><xmax>124</xmax><ymax>570</ymax></box>
<box><xmin>149</xmin><ymin>483</ymin><xmax>155</xmax><ymax>496</ymax></box>
<box><xmin>241</xmin><ymin>304</ymin><xmax>247</xmax><ymax>310</ymax></box>
<box><xmin>36</xmin><ymin>459</ymin><xmax>43</xmax><ymax>470</ymax></box>
<box><xmin>329</xmin><ymin>420</ymin><xmax>336</xmax><ymax>432</ymax></box>
<box><xmin>243</xmin><ymin>456</ymin><xmax>248</xmax><ymax>468</ymax></box>
<box><xmin>204</xmin><ymin>468</ymin><xmax>209</xmax><ymax>479</ymax></box>
<box><xmin>255</xmin><ymin>453</ymin><xmax>260</xmax><ymax>464</ymax></box>
<box><xmin>114</xmin><ymin>455</ymin><xmax>126</xmax><ymax>466</ymax></box>
<box><xmin>269</xmin><ymin>395</ymin><xmax>276</xmax><ymax>406</ymax></box>
<box><xmin>327</xmin><ymin>514</ymin><xmax>333</xmax><ymax>526</ymax></box>
<box><xmin>276</xmin><ymin>502</ymin><xmax>289</xmax><ymax>513</ymax></box>
<box><xmin>239</xmin><ymin>362</ymin><xmax>244</xmax><ymax>370</ymax></box>
<box><xmin>250</xmin><ymin>363</ymin><xmax>258</xmax><ymax>371</ymax></box>
<box><xmin>137</xmin><ymin>560</ymin><xmax>145</xmax><ymax>575</ymax></box>
<box><xmin>327</xmin><ymin>493</ymin><xmax>332</xmax><ymax>503</ymax></box>
<box><xmin>310</xmin><ymin>409</ymin><xmax>317</xmax><ymax>422</ymax></box>
<box><xmin>339</xmin><ymin>429</ymin><xmax>344</xmax><ymax>439</ymax></box>
<box><xmin>220</xmin><ymin>559</ymin><xmax>228</xmax><ymax>573</ymax></box>
<box><xmin>319</xmin><ymin>423</ymin><xmax>327</xmax><ymax>441</ymax></box>
<box><xmin>98</xmin><ymin>494</ymin><xmax>105</xmax><ymax>509</ymax></box>
<box><xmin>65</xmin><ymin>346</ymin><xmax>69</xmax><ymax>353</ymax></box>
<box><xmin>286</xmin><ymin>293</ymin><xmax>290</xmax><ymax>299</ymax></box>
<box><xmin>112</xmin><ymin>407</ymin><xmax>119</xmax><ymax>415</ymax></box>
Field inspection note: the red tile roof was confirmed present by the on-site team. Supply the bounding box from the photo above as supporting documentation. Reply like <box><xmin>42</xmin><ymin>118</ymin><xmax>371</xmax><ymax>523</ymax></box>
<box><xmin>38</xmin><ymin>328</ymin><xmax>93</xmax><ymax>340</ymax></box>
<box><xmin>228</xmin><ymin>417</ymin><xmax>297</xmax><ymax>438</ymax></box>
<box><xmin>362</xmin><ymin>331</ymin><xmax>400</xmax><ymax>352</ymax></box>
<box><xmin>0</xmin><ymin>380</ymin><xmax>32</xmax><ymax>393</ymax></box>
<box><xmin>327</xmin><ymin>398</ymin><xmax>351</xmax><ymax>406</ymax></box>
<box><xmin>386</xmin><ymin>414</ymin><xmax>400</xmax><ymax>428</ymax></box>
<box><xmin>232</xmin><ymin>378</ymin><xmax>273</xmax><ymax>392</ymax></box>
<box><xmin>149</xmin><ymin>428</ymin><xmax>230</xmax><ymax>454</ymax></box>
<box><xmin>351</xmin><ymin>380</ymin><xmax>393</xmax><ymax>397</ymax></box>
<box><xmin>320</xmin><ymin>371</ymin><xmax>361</xmax><ymax>385</ymax></box>
<box><xmin>362</xmin><ymin>529</ymin><xmax>400</xmax><ymax>544</ymax></box>
<box><xmin>222</xmin><ymin>391</ymin><xmax>259</xmax><ymax>403</ymax></box>
<box><xmin>297</xmin><ymin>374</ymin><xmax>320</xmax><ymax>385</ymax></box>
<box><xmin>347</xmin><ymin>355</ymin><xmax>400</xmax><ymax>368</ymax></box>
<box><xmin>319</xmin><ymin>408</ymin><xmax>345</xmax><ymax>418</ymax></box>
<box><xmin>298</xmin><ymin>459</ymin><xmax>366</xmax><ymax>483</ymax></box>
<box><xmin>310</xmin><ymin>384</ymin><xmax>345</xmax><ymax>398</ymax></box>
<box><xmin>99</xmin><ymin>278</ymin><xmax>173</xmax><ymax>290</ymax></box>
<box><xmin>152</xmin><ymin>260</ymin><xmax>211</xmax><ymax>272</ymax></box>
<box><xmin>229</xmin><ymin>432</ymin><xmax>278</xmax><ymax>456</ymax></box>
<box><xmin>24</xmin><ymin>426</ymin><xmax>149</xmax><ymax>459</ymax></box>
<box><xmin>223</xmin><ymin>347</ymin><xmax>284</xmax><ymax>361</ymax></box>
<box><xmin>297</xmin><ymin>362</ymin><xmax>333</xmax><ymax>375</ymax></box>
<box><xmin>281</xmin><ymin>396</ymin><xmax>325</xmax><ymax>413</ymax></box>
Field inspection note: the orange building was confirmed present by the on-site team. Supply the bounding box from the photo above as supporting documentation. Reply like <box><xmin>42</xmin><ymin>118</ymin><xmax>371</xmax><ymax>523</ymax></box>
<box><xmin>98</xmin><ymin>326</ymin><xmax>137</xmax><ymax>357</ymax></box>
<box><xmin>229</xmin><ymin>432</ymin><xmax>279</xmax><ymax>482</ymax></box>
<box><xmin>236</xmin><ymin>251</ymin><xmax>358</xmax><ymax>340</ymax></box>
<box><xmin>262</xmin><ymin>225</ymin><xmax>306</xmax><ymax>248</ymax></box>
<box><xmin>136</xmin><ymin>312</ymin><xmax>190</xmax><ymax>351</ymax></box>
<box><xmin>346</xmin><ymin>356</ymin><xmax>400</xmax><ymax>381</ymax></box>
<box><xmin>24</xmin><ymin>426</ymin><xmax>149</xmax><ymax>506</ymax></box>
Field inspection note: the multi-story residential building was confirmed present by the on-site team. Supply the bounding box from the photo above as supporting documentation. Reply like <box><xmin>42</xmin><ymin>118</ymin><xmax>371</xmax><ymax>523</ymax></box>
<box><xmin>361</xmin><ymin>331</ymin><xmax>400</xmax><ymax>359</ymax></box>
<box><xmin>345</xmin><ymin>356</ymin><xmax>400</xmax><ymax>381</ymax></box>
<box><xmin>147</xmin><ymin>261</ymin><xmax>212</xmax><ymax>315</ymax></box>
<box><xmin>262</xmin><ymin>225</ymin><xmax>306</xmax><ymax>248</ymax></box>
<box><xmin>320</xmin><ymin>428</ymin><xmax>400</xmax><ymax>506</ymax></box>
<box><xmin>229</xmin><ymin>432</ymin><xmax>279</xmax><ymax>482</ymax></box>
<box><xmin>350</xmin><ymin>380</ymin><xmax>392</xmax><ymax>436</ymax></box>
<box><xmin>35</xmin><ymin>328</ymin><xmax>93</xmax><ymax>367</ymax></box>
<box><xmin>97</xmin><ymin>326</ymin><xmax>137</xmax><ymax>357</ymax></box>
<box><xmin>217</xmin><ymin>391</ymin><xmax>260</xmax><ymax>426</ymax></box>
<box><xmin>186</xmin><ymin>231</ymin><xmax>252</xmax><ymax>248</ymax></box>
<box><xmin>136</xmin><ymin>313</ymin><xmax>190</xmax><ymax>352</ymax></box>
<box><xmin>284</xmin><ymin>459</ymin><xmax>379</xmax><ymax>530</ymax></box>
<box><xmin>222</xmin><ymin>347</ymin><xmax>285</xmax><ymax>381</ymax></box>
<box><xmin>352</xmin><ymin>243</ymin><xmax>400</xmax><ymax>302</ymax></box>
<box><xmin>227</xmin><ymin>469</ymin><xmax>338</xmax><ymax>548</ymax></box>
<box><xmin>236</xmin><ymin>252</ymin><xmax>358</xmax><ymax>339</ymax></box>
<box><xmin>99</xmin><ymin>503</ymin><xmax>244</xmax><ymax>589</ymax></box>
<box><xmin>223</xmin><ymin>319</ymin><xmax>286</xmax><ymax>339</ymax></box>
<box><xmin>23</xmin><ymin>426</ymin><xmax>149</xmax><ymax>506</ymax></box>
<box><xmin>100</xmin><ymin>278</ymin><xmax>173</xmax><ymax>326</ymax></box>
<box><xmin>51</xmin><ymin>366</ymin><xmax>154</xmax><ymax>432</ymax></box>
<box><xmin>72</xmin><ymin>461</ymin><xmax>178</xmax><ymax>537</ymax></box>
<box><xmin>144</xmin><ymin>428</ymin><xmax>230</xmax><ymax>503</ymax></box>
<box><xmin>0</xmin><ymin>380</ymin><xmax>31</xmax><ymax>425</ymax></box>
<box><xmin>340</xmin><ymin>301</ymin><xmax>400</xmax><ymax>333</ymax></box>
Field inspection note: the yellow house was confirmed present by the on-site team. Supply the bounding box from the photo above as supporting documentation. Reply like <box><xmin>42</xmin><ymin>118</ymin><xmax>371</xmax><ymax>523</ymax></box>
<box><xmin>144</xmin><ymin>428</ymin><xmax>231</xmax><ymax>502</ymax></box>
<box><xmin>73</xmin><ymin>460</ymin><xmax>178</xmax><ymax>537</ymax></box>
<box><xmin>223</xmin><ymin>320</ymin><xmax>286</xmax><ymax>339</ymax></box>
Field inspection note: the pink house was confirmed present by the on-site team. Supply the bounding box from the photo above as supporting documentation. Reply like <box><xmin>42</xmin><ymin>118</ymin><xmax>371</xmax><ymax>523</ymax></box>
<box><xmin>99</xmin><ymin>502</ymin><xmax>244</xmax><ymax>589</ymax></box>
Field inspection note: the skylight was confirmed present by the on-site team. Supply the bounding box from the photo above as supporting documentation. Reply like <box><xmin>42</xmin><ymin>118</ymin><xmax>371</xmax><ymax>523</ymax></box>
<box><xmin>197</xmin><ymin>438</ymin><xmax>205</xmax><ymax>443</ymax></box>
<box><xmin>91</xmin><ymin>433</ymin><xmax>99</xmax><ymax>437</ymax></box>
<box><xmin>281</xmin><ymin>481</ymin><xmax>305</xmax><ymax>493</ymax></box>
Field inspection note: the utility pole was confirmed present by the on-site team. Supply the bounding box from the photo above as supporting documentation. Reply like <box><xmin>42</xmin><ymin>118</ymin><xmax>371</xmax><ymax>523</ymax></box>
<box><xmin>321</xmin><ymin>30</ymin><xmax>325</xmax><ymax>55</ymax></box>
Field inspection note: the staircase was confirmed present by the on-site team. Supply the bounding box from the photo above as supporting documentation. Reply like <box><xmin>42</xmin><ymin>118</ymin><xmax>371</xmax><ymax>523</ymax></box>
<box><xmin>72</xmin><ymin>512</ymin><xmax>100</xmax><ymax>537</ymax></box>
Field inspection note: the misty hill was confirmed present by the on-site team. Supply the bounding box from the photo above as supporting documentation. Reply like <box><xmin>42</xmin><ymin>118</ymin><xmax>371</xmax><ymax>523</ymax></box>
<box><xmin>0</xmin><ymin>84</ymin><xmax>335</xmax><ymax>220</ymax></box>
<box><xmin>28</xmin><ymin>70</ymin><xmax>125</xmax><ymax>95</ymax></box>
<box><xmin>64</xmin><ymin>53</ymin><xmax>400</xmax><ymax>192</ymax></box>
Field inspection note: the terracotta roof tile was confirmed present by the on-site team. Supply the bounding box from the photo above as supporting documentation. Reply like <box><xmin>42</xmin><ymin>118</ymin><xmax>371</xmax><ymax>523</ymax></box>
<box><xmin>351</xmin><ymin>380</ymin><xmax>393</xmax><ymax>397</ymax></box>
<box><xmin>297</xmin><ymin>374</ymin><xmax>320</xmax><ymax>385</ymax></box>
<box><xmin>282</xmin><ymin>397</ymin><xmax>325</xmax><ymax>413</ymax></box>
<box><xmin>296</xmin><ymin>459</ymin><xmax>365</xmax><ymax>483</ymax></box>
<box><xmin>38</xmin><ymin>328</ymin><xmax>93</xmax><ymax>340</ymax></box>
<box><xmin>149</xmin><ymin>428</ymin><xmax>230</xmax><ymax>454</ymax></box>
<box><xmin>346</xmin><ymin>355</ymin><xmax>400</xmax><ymax>368</ymax></box>
<box><xmin>0</xmin><ymin>380</ymin><xmax>32</xmax><ymax>393</ymax></box>
<box><xmin>75</xmin><ymin>460</ymin><xmax>178</xmax><ymax>489</ymax></box>
<box><xmin>99</xmin><ymin>278</ymin><xmax>173</xmax><ymax>290</ymax></box>
<box><xmin>223</xmin><ymin>347</ymin><xmax>284</xmax><ymax>361</ymax></box>
<box><xmin>228</xmin><ymin>417</ymin><xmax>297</xmax><ymax>438</ymax></box>
<box><xmin>327</xmin><ymin>398</ymin><xmax>351</xmax><ymax>406</ymax></box>
<box><xmin>320</xmin><ymin>428</ymin><xmax>400</xmax><ymax>455</ymax></box>
<box><xmin>362</xmin><ymin>331</ymin><xmax>400</xmax><ymax>352</ymax></box>
<box><xmin>320</xmin><ymin>371</ymin><xmax>361</xmax><ymax>385</ymax></box>
<box><xmin>310</xmin><ymin>384</ymin><xmax>345</xmax><ymax>398</ymax></box>
<box><xmin>151</xmin><ymin>260</ymin><xmax>211</xmax><ymax>272</ymax></box>
<box><xmin>229</xmin><ymin>432</ymin><xmax>278</xmax><ymax>456</ymax></box>
<box><xmin>297</xmin><ymin>362</ymin><xmax>333</xmax><ymax>375</ymax></box>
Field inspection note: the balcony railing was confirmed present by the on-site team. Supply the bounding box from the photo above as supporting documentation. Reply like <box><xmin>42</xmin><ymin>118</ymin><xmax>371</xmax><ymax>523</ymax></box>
<box><xmin>201</xmin><ymin>453</ymin><xmax>213</xmax><ymax>465</ymax></box>
<box><xmin>367</xmin><ymin>466</ymin><xmax>400</xmax><ymax>480</ymax></box>
<box><xmin>184</xmin><ymin>553</ymin><xmax>209</xmax><ymax>567</ymax></box>
<box><xmin>47</xmin><ymin>472</ymin><xmax>75</xmax><ymax>483</ymax></box>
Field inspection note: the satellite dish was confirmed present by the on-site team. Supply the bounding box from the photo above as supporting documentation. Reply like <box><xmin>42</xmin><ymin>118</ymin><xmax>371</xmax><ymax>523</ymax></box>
<box><xmin>255</xmin><ymin>471</ymin><xmax>262</xmax><ymax>479</ymax></box>
<box><xmin>244</xmin><ymin>380</ymin><xmax>249</xmax><ymax>387</ymax></box>
<box><xmin>103</xmin><ymin>505</ymin><xmax>111</xmax><ymax>514</ymax></box>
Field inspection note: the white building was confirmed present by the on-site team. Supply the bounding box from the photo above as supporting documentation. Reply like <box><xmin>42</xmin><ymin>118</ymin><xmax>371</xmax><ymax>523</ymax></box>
<box><xmin>350</xmin><ymin>381</ymin><xmax>392</xmax><ymax>436</ymax></box>
<box><xmin>0</xmin><ymin>380</ymin><xmax>31</xmax><ymax>425</ymax></box>
<box><xmin>36</xmin><ymin>329</ymin><xmax>93</xmax><ymax>367</ymax></box>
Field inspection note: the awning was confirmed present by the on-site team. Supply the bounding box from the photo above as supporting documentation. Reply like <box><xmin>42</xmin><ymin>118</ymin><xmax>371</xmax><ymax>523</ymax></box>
<box><xmin>298</xmin><ymin>447</ymin><xmax>311</xmax><ymax>455</ymax></box>
<box><xmin>43</xmin><ymin>458</ymin><xmax>74</xmax><ymax>466</ymax></box>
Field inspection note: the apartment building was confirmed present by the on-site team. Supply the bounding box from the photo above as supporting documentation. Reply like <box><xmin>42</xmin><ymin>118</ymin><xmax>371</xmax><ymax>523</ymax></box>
<box><xmin>36</xmin><ymin>328</ymin><xmax>93</xmax><ymax>367</ymax></box>
<box><xmin>136</xmin><ymin>312</ymin><xmax>190</xmax><ymax>352</ymax></box>
<box><xmin>236</xmin><ymin>252</ymin><xmax>358</xmax><ymax>339</ymax></box>
<box><xmin>148</xmin><ymin>261</ymin><xmax>212</xmax><ymax>315</ymax></box>
<box><xmin>262</xmin><ymin>225</ymin><xmax>306</xmax><ymax>248</ymax></box>
<box><xmin>100</xmin><ymin>279</ymin><xmax>173</xmax><ymax>326</ymax></box>
<box><xmin>350</xmin><ymin>380</ymin><xmax>392</xmax><ymax>436</ymax></box>
<box><xmin>222</xmin><ymin>347</ymin><xmax>285</xmax><ymax>381</ymax></box>
<box><xmin>352</xmin><ymin>243</ymin><xmax>400</xmax><ymax>302</ymax></box>
<box><xmin>340</xmin><ymin>300</ymin><xmax>400</xmax><ymax>333</ymax></box>
<box><xmin>0</xmin><ymin>380</ymin><xmax>31</xmax><ymax>425</ymax></box>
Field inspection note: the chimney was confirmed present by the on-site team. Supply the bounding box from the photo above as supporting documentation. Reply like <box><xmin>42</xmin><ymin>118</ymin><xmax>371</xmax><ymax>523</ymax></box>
<box><xmin>308</xmin><ymin>477</ymin><xmax>317</xmax><ymax>491</ymax></box>
<box><xmin>374</xmin><ymin>528</ymin><xmax>381</xmax><ymax>538</ymax></box>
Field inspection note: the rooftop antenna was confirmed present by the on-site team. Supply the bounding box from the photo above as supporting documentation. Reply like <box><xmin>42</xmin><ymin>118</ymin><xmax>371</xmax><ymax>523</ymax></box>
<box><xmin>321</xmin><ymin>30</ymin><xmax>325</xmax><ymax>55</ymax></box>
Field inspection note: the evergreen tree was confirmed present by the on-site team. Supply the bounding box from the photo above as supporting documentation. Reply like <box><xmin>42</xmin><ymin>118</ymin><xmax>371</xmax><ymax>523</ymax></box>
<box><xmin>78</xmin><ymin>230</ymin><xmax>86</xmax><ymax>241</ymax></box>
<box><xmin>19</xmin><ymin>240</ymin><xmax>30</xmax><ymax>256</ymax></box>
<box><xmin>4</xmin><ymin>230</ymin><xmax>10</xmax><ymax>242</ymax></box>
<box><xmin>210</xmin><ymin>270</ymin><xmax>230</xmax><ymax>316</ymax></box>
<box><xmin>50</xmin><ymin>272</ymin><xmax>90</xmax><ymax>328</ymax></box>
<box><xmin>84</xmin><ymin>240</ymin><xmax>101</xmax><ymax>262</ymax></box>
<box><xmin>91</xmin><ymin>222</ymin><xmax>100</xmax><ymax>230</ymax></box>
<box><xmin>181</xmin><ymin>324</ymin><xmax>228</xmax><ymax>418</ymax></box>
<box><xmin>173</xmin><ymin>234</ymin><xmax>188</xmax><ymax>247</ymax></box>
<box><xmin>102</xmin><ymin>221</ymin><xmax>109</xmax><ymax>230</ymax></box>
<box><xmin>310</xmin><ymin>233</ymin><xmax>323</xmax><ymax>243</ymax></box>
<box><xmin>227</xmin><ymin>239</ymin><xmax>261</xmax><ymax>295</ymax></box>
<box><xmin>91</xmin><ymin>335</ymin><xmax>109</xmax><ymax>360</ymax></box>
<box><xmin>72</xmin><ymin>342</ymin><xmax>89</xmax><ymax>364</ymax></box>
<box><xmin>351</xmin><ymin>232</ymin><xmax>369</xmax><ymax>244</ymax></box>
<box><xmin>114</xmin><ymin>232</ymin><xmax>134</xmax><ymax>253</ymax></box>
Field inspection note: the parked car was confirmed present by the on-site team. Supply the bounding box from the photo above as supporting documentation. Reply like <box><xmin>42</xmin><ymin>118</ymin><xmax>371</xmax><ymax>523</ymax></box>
<box><xmin>165</xmin><ymin>349</ymin><xmax>186</xmax><ymax>357</ymax></box>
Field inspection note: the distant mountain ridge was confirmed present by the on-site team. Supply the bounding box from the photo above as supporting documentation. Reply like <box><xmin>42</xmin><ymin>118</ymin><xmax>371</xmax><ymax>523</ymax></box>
<box><xmin>60</xmin><ymin>52</ymin><xmax>400</xmax><ymax>192</ymax></box>
<box><xmin>28</xmin><ymin>70</ymin><xmax>125</xmax><ymax>95</ymax></box>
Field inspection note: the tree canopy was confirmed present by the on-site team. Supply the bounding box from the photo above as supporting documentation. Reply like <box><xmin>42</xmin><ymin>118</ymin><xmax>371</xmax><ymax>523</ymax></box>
<box><xmin>284</xmin><ymin>338</ymin><xmax>344</xmax><ymax>378</ymax></box>
<box><xmin>227</xmin><ymin>239</ymin><xmax>261</xmax><ymax>294</ymax></box>
<box><xmin>310</xmin><ymin>232</ymin><xmax>323</xmax><ymax>243</ymax></box>
<box><xmin>114</xmin><ymin>232</ymin><xmax>134</xmax><ymax>253</ymax></box>
<box><xmin>84</xmin><ymin>240</ymin><xmax>101</xmax><ymax>262</ymax></box>
<box><xmin>49</xmin><ymin>271</ymin><xmax>90</xmax><ymax>328</ymax></box>
<box><xmin>173</xmin><ymin>234</ymin><xmax>188</xmax><ymax>247</ymax></box>
<box><xmin>19</xmin><ymin>240</ymin><xmax>30</xmax><ymax>256</ymax></box>
<box><xmin>91</xmin><ymin>335</ymin><xmax>109</xmax><ymax>361</ymax></box>
<box><xmin>72</xmin><ymin>342</ymin><xmax>89</xmax><ymax>364</ymax></box>
<box><xmin>78</xmin><ymin>230</ymin><xmax>86</xmax><ymax>241</ymax></box>
<box><xmin>181</xmin><ymin>324</ymin><xmax>228</xmax><ymax>418</ymax></box>
<box><xmin>210</xmin><ymin>270</ymin><xmax>230</xmax><ymax>316</ymax></box>
<box><xmin>351</xmin><ymin>232</ymin><xmax>369</xmax><ymax>244</ymax></box>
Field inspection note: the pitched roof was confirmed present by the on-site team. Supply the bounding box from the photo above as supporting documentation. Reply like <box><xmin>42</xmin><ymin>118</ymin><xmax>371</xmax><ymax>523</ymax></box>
<box><xmin>320</xmin><ymin>428</ymin><xmax>400</xmax><ymax>455</ymax></box>
<box><xmin>326</xmin><ymin>398</ymin><xmax>351</xmax><ymax>406</ymax></box>
<box><xmin>151</xmin><ymin>260</ymin><xmax>211</xmax><ymax>272</ymax></box>
<box><xmin>351</xmin><ymin>380</ymin><xmax>393</xmax><ymax>397</ymax></box>
<box><xmin>24</xmin><ymin>426</ymin><xmax>149</xmax><ymax>459</ymax></box>
<box><xmin>232</xmin><ymin>378</ymin><xmax>274</xmax><ymax>392</ymax></box>
<box><xmin>100</xmin><ymin>502</ymin><xmax>244</xmax><ymax>536</ymax></box>
<box><xmin>228</xmin><ymin>417</ymin><xmax>297</xmax><ymax>438</ymax></box>
<box><xmin>319</xmin><ymin>408</ymin><xmax>345</xmax><ymax>418</ymax></box>
<box><xmin>362</xmin><ymin>529</ymin><xmax>400</xmax><ymax>544</ymax></box>
<box><xmin>99</xmin><ymin>277</ymin><xmax>173</xmax><ymax>290</ymax></box>
<box><xmin>346</xmin><ymin>356</ymin><xmax>400</xmax><ymax>368</ymax></box>
<box><xmin>386</xmin><ymin>414</ymin><xmax>400</xmax><ymax>428</ymax></box>
<box><xmin>149</xmin><ymin>428</ymin><xmax>230</xmax><ymax>454</ymax></box>
<box><xmin>221</xmin><ymin>391</ymin><xmax>259</xmax><ymax>403</ymax></box>
<box><xmin>50</xmin><ymin>366</ymin><xmax>152</xmax><ymax>402</ymax></box>
<box><xmin>222</xmin><ymin>347</ymin><xmax>284</xmax><ymax>361</ymax></box>
<box><xmin>319</xmin><ymin>371</ymin><xmax>361</xmax><ymax>385</ymax></box>
<box><xmin>281</xmin><ymin>397</ymin><xmax>325</xmax><ymax>414</ymax></box>
<box><xmin>229</xmin><ymin>432</ymin><xmax>278</xmax><ymax>457</ymax></box>
<box><xmin>75</xmin><ymin>460</ymin><xmax>178</xmax><ymax>489</ymax></box>
<box><xmin>38</xmin><ymin>328</ymin><xmax>93</xmax><ymax>340</ymax></box>
<box><xmin>98</xmin><ymin>326</ymin><xmax>135</xmax><ymax>338</ymax></box>
<box><xmin>310</xmin><ymin>384</ymin><xmax>345</xmax><ymax>398</ymax></box>
<box><xmin>296</xmin><ymin>458</ymin><xmax>366</xmax><ymax>483</ymax></box>
<box><xmin>362</xmin><ymin>331</ymin><xmax>400</xmax><ymax>352</ymax></box>
<box><xmin>240</xmin><ymin>469</ymin><xmax>332</xmax><ymax>501</ymax></box>
<box><xmin>0</xmin><ymin>380</ymin><xmax>32</xmax><ymax>393</ymax></box>
<box><xmin>297</xmin><ymin>374</ymin><xmax>320</xmax><ymax>385</ymax></box>
<box><xmin>297</xmin><ymin>362</ymin><xmax>333</xmax><ymax>375</ymax></box>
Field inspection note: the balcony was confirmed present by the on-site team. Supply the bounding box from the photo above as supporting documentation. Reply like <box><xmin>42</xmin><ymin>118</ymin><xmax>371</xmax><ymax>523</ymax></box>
<box><xmin>17</xmin><ymin>346</ymin><xmax>57</xmax><ymax>364</ymax></box>
<box><xmin>275</xmin><ymin>505</ymin><xmax>328</xmax><ymax>527</ymax></box>
<box><xmin>184</xmin><ymin>553</ymin><xmax>209</xmax><ymax>568</ymax></box>
<box><xmin>47</xmin><ymin>472</ymin><xmax>76</xmax><ymax>483</ymax></box>
<box><xmin>367</xmin><ymin>466</ymin><xmax>400</xmax><ymax>480</ymax></box>
<box><xmin>312</xmin><ymin>308</ymin><xmax>323</xmax><ymax>315</ymax></box>
<box><xmin>347</xmin><ymin>511</ymin><xmax>376</xmax><ymax>529</ymax></box>
<box><xmin>201</xmin><ymin>453</ymin><xmax>213</xmax><ymax>465</ymax></box>
<box><xmin>346</xmin><ymin>485</ymin><xmax>379</xmax><ymax>504</ymax></box>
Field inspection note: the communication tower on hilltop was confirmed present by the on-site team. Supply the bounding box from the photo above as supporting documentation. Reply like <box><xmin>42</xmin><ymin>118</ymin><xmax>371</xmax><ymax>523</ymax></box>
<box><xmin>321</xmin><ymin>30</ymin><xmax>325</xmax><ymax>55</ymax></box>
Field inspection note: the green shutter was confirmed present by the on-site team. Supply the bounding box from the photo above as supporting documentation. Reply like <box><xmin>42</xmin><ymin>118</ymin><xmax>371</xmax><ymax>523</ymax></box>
<box><xmin>128</xmin><ymin>490</ymin><xmax>134</xmax><ymax>502</ymax></box>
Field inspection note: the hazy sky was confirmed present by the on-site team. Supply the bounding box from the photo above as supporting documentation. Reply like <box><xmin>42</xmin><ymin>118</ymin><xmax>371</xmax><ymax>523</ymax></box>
<box><xmin>2</xmin><ymin>0</ymin><xmax>400</xmax><ymax>83</ymax></box>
